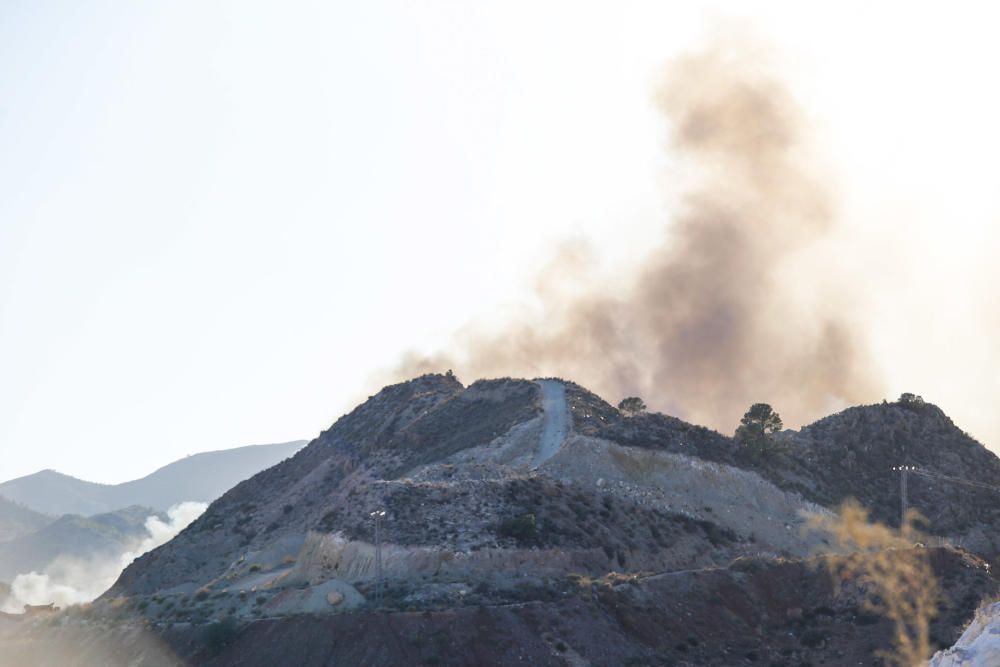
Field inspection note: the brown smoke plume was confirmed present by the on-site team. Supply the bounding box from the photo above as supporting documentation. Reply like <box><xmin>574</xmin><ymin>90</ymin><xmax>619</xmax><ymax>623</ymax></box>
<box><xmin>385</xmin><ymin>39</ymin><xmax>882</xmax><ymax>432</ymax></box>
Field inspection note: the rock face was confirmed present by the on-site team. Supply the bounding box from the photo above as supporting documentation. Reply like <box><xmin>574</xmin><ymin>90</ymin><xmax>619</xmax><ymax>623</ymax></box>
<box><xmin>107</xmin><ymin>376</ymin><xmax>758</xmax><ymax>601</ymax></box>
<box><xmin>18</xmin><ymin>374</ymin><xmax>1000</xmax><ymax>665</ymax></box>
<box><xmin>933</xmin><ymin>602</ymin><xmax>1000</xmax><ymax>666</ymax></box>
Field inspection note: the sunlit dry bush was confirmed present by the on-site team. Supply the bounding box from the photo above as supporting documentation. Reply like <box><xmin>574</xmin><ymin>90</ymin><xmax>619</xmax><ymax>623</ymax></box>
<box><xmin>808</xmin><ymin>500</ymin><xmax>939</xmax><ymax>667</ymax></box>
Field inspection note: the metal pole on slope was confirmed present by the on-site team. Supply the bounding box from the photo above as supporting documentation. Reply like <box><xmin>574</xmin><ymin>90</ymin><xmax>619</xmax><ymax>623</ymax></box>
<box><xmin>370</xmin><ymin>509</ymin><xmax>386</xmax><ymax>607</ymax></box>
<box><xmin>901</xmin><ymin>467</ymin><xmax>908</xmax><ymax>524</ymax></box>
<box><xmin>892</xmin><ymin>466</ymin><xmax>912</xmax><ymax>528</ymax></box>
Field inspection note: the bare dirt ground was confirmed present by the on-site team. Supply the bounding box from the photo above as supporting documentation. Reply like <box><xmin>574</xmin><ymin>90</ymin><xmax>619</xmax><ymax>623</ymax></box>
<box><xmin>533</xmin><ymin>380</ymin><xmax>569</xmax><ymax>468</ymax></box>
<box><xmin>3</xmin><ymin>546</ymin><xmax>987</xmax><ymax>667</ymax></box>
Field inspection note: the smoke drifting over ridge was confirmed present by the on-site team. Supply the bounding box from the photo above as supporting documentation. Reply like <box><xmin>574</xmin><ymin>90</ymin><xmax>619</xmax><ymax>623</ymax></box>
<box><xmin>391</xmin><ymin>41</ymin><xmax>882</xmax><ymax>432</ymax></box>
<box><xmin>0</xmin><ymin>502</ymin><xmax>206</xmax><ymax>613</ymax></box>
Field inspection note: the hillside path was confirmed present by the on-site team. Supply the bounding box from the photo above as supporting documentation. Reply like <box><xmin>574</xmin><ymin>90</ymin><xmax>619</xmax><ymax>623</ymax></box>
<box><xmin>532</xmin><ymin>380</ymin><xmax>569</xmax><ymax>468</ymax></box>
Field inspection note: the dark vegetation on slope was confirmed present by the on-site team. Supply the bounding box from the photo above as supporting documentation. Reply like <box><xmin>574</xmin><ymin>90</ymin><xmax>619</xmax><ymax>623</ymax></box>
<box><xmin>494</xmin><ymin>477</ymin><xmax>736</xmax><ymax>555</ymax></box>
<box><xmin>563</xmin><ymin>381</ymin><xmax>624</xmax><ymax>435</ymax></box>
<box><xmin>318</xmin><ymin>475</ymin><xmax>736</xmax><ymax>569</ymax></box>
<box><xmin>590</xmin><ymin>389</ymin><xmax>1000</xmax><ymax>555</ymax></box>
<box><xmin>789</xmin><ymin>401</ymin><xmax>1000</xmax><ymax>533</ymax></box>
<box><xmin>383</xmin><ymin>379</ymin><xmax>539</xmax><ymax>474</ymax></box>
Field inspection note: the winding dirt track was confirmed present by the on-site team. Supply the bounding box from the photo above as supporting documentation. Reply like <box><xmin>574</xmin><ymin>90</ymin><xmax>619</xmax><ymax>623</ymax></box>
<box><xmin>532</xmin><ymin>380</ymin><xmax>568</xmax><ymax>468</ymax></box>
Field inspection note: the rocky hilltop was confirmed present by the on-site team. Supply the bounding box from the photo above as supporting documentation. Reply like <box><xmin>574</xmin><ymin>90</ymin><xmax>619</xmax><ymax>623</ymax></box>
<box><xmin>108</xmin><ymin>375</ymin><xmax>808</xmax><ymax>601</ymax></box>
<box><xmin>603</xmin><ymin>397</ymin><xmax>1000</xmax><ymax>554</ymax></box>
<box><xmin>4</xmin><ymin>375</ymin><xmax>1000</xmax><ymax>666</ymax></box>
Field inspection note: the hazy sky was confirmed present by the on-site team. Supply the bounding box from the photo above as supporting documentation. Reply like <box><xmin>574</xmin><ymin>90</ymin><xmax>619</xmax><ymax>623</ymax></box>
<box><xmin>3</xmin><ymin>2</ymin><xmax>1000</xmax><ymax>484</ymax></box>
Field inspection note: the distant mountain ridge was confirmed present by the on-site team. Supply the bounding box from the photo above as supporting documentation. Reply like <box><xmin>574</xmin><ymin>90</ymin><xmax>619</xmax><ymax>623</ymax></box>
<box><xmin>0</xmin><ymin>496</ymin><xmax>52</xmax><ymax>543</ymax></box>
<box><xmin>0</xmin><ymin>441</ymin><xmax>306</xmax><ymax>516</ymax></box>
<box><xmin>0</xmin><ymin>505</ymin><xmax>156</xmax><ymax>582</ymax></box>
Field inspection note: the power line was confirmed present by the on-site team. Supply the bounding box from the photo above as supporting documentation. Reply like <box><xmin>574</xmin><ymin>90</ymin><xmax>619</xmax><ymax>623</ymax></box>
<box><xmin>890</xmin><ymin>466</ymin><xmax>1000</xmax><ymax>494</ymax></box>
<box><xmin>910</xmin><ymin>468</ymin><xmax>1000</xmax><ymax>494</ymax></box>
<box><xmin>890</xmin><ymin>464</ymin><xmax>1000</xmax><ymax>527</ymax></box>
<box><xmin>891</xmin><ymin>466</ymin><xmax>916</xmax><ymax>526</ymax></box>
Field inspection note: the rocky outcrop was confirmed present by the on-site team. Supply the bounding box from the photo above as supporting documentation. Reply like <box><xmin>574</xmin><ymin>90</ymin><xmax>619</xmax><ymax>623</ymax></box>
<box><xmin>106</xmin><ymin>376</ymin><xmax>541</xmax><ymax>597</ymax></box>
<box><xmin>933</xmin><ymin>602</ymin><xmax>1000</xmax><ymax>666</ymax></box>
<box><xmin>540</xmin><ymin>435</ymin><xmax>832</xmax><ymax>557</ymax></box>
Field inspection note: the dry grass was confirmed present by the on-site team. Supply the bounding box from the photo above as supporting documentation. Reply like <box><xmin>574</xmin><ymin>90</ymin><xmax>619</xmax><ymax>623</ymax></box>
<box><xmin>808</xmin><ymin>500</ymin><xmax>939</xmax><ymax>667</ymax></box>
<box><xmin>608</xmin><ymin>446</ymin><xmax>662</xmax><ymax>480</ymax></box>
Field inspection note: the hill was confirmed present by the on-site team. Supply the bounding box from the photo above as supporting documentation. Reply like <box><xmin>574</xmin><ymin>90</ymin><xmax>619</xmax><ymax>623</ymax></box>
<box><xmin>0</xmin><ymin>441</ymin><xmax>306</xmax><ymax>516</ymax></box>
<box><xmin>4</xmin><ymin>374</ymin><xmax>1000</xmax><ymax>665</ymax></box>
<box><xmin>0</xmin><ymin>506</ymin><xmax>156</xmax><ymax>582</ymax></box>
<box><xmin>0</xmin><ymin>497</ymin><xmax>52</xmax><ymax>544</ymax></box>
<box><xmin>110</xmin><ymin>374</ymin><xmax>1000</xmax><ymax>595</ymax></box>
<box><xmin>598</xmin><ymin>396</ymin><xmax>1000</xmax><ymax>555</ymax></box>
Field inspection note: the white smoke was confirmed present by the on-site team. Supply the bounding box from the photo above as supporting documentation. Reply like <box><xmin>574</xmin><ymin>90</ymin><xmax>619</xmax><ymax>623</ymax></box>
<box><xmin>116</xmin><ymin>501</ymin><xmax>207</xmax><ymax>570</ymax></box>
<box><xmin>0</xmin><ymin>501</ymin><xmax>207</xmax><ymax>613</ymax></box>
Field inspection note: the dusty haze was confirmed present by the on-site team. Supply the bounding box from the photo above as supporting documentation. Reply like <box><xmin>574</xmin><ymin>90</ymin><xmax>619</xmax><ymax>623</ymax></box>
<box><xmin>387</xmin><ymin>39</ymin><xmax>883</xmax><ymax>432</ymax></box>
<box><xmin>0</xmin><ymin>502</ymin><xmax>206</xmax><ymax>614</ymax></box>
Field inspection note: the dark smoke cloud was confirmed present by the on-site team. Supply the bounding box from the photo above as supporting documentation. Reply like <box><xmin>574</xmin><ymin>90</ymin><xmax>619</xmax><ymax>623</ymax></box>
<box><xmin>385</xmin><ymin>40</ymin><xmax>882</xmax><ymax>433</ymax></box>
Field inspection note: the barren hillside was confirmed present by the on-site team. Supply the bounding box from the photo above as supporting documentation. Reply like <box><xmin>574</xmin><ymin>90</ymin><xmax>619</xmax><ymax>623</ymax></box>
<box><xmin>3</xmin><ymin>374</ymin><xmax>999</xmax><ymax>666</ymax></box>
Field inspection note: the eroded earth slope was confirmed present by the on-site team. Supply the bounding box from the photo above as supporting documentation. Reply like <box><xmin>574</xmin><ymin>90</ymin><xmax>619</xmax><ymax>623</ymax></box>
<box><xmin>4</xmin><ymin>374</ymin><xmax>1000</xmax><ymax>666</ymax></box>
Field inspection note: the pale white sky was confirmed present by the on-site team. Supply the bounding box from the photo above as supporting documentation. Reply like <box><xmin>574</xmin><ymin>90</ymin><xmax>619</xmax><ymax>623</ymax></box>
<box><xmin>3</xmin><ymin>2</ymin><xmax>1000</xmax><ymax>483</ymax></box>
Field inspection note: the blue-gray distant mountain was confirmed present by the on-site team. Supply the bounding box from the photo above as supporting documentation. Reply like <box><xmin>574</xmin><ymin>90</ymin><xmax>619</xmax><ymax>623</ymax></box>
<box><xmin>0</xmin><ymin>441</ymin><xmax>306</xmax><ymax>516</ymax></box>
<box><xmin>0</xmin><ymin>505</ymin><xmax>156</xmax><ymax>582</ymax></box>
<box><xmin>0</xmin><ymin>496</ymin><xmax>52</xmax><ymax>543</ymax></box>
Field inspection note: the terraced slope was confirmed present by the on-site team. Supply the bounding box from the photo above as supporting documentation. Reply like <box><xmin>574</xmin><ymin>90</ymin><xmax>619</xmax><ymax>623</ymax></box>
<box><xmin>47</xmin><ymin>374</ymin><xmax>1000</xmax><ymax>667</ymax></box>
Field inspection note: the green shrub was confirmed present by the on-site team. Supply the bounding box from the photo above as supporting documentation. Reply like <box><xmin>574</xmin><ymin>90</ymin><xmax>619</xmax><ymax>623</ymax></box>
<box><xmin>498</xmin><ymin>513</ymin><xmax>537</xmax><ymax>543</ymax></box>
<box><xmin>203</xmin><ymin>617</ymin><xmax>239</xmax><ymax>656</ymax></box>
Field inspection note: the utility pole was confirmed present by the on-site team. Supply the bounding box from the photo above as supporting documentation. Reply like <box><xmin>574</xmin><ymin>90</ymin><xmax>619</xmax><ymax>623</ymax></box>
<box><xmin>892</xmin><ymin>466</ymin><xmax>914</xmax><ymax>527</ymax></box>
<box><xmin>370</xmin><ymin>509</ymin><xmax>386</xmax><ymax>607</ymax></box>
